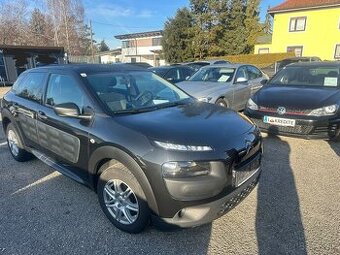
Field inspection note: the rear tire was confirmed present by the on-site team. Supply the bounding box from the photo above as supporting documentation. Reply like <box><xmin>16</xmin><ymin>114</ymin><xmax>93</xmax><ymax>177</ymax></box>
<box><xmin>216</xmin><ymin>98</ymin><xmax>227</xmax><ymax>107</ymax></box>
<box><xmin>6</xmin><ymin>123</ymin><xmax>33</xmax><ymax>162</ymax></box>
<box><xmin>97</xmin><ymin>161</ymin><xmax>150</xmax><ymax>233</ymax></box>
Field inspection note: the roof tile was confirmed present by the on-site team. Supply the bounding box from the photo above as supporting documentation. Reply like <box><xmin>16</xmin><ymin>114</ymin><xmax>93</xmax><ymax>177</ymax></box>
<box><xmin>269</xmin><ymin>0</ymin><xmax>340</xmax><ymax>13</ymax></box>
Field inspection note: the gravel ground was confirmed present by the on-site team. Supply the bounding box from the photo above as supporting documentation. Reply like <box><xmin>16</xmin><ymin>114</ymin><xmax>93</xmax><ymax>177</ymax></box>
<box><xmin>0</xmin><ymin>121</ymin><xmax>339</xmax><ymax>255</ymax></box>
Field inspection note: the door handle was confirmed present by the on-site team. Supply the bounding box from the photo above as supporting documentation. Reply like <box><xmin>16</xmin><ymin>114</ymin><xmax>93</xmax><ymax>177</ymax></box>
<box><xmin>38</xmin><ymin>111</ymin><xmax>48</xmax><ymax>120</ymax></box>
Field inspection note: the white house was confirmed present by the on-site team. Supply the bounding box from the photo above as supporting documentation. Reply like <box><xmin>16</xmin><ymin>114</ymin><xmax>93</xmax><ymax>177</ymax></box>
<box><xmin>114</xmin><ymin>30</ymin><xmax>165</xmax><ymax>67</ymax></box>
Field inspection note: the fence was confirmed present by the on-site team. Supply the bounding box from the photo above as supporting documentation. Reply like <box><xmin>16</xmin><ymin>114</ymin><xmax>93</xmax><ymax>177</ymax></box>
<box><xmin>68</xmin><ymin>55</ymin><xmax>101</xmax><ymax>64</ymax></box>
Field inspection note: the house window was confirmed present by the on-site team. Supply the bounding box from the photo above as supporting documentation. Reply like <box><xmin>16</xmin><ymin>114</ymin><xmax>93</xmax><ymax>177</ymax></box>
<box><xmin>122</xmin><ymin>40</ymin><xmax>135</xmax><ymax>48</ymax></box>
<box><xmin>289</xmin><ymin>17</ymin><xmax>306</xmax><ymax>32</ymax></box>
<box><xmin>335</xmin><ymin>44</ymin><xmax>340</xmax><ymax>59</ymax></box>
<box><xmin>152</xmin><ymin>38</ymin><xmax>162</xmax><ymax>46</ymax></box>
<box><xmin>258</xmin><ymin>48</ymin><xmax>269</xmax><ymax>54</ymax></box>
<box><xmin>287</xmin><ymin>46</ymin><xmax>303</xmax><ymax>57</ymax></box>
<box><xmin>122</xmin><ymin>41</ymin><xmax>129</xmax><ymax>48</ymax></box>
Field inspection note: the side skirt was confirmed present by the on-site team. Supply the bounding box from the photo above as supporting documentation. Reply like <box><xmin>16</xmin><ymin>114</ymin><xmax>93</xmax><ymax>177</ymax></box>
<box><xmin>31</xmin><ymin>149</ymin><xmax>87</xmax><ymax>186</ymax></box>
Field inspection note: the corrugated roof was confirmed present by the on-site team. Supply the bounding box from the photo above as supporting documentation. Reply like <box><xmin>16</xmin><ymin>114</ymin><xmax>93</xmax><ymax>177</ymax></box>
<box><xmin>269</xmin><ymin>0</ymin><xmax>340</xmax><ymax>14</ymax></box>
<box><xmin>114</xmin><ymin>30</ymin><xmax>163</xmax><ymax>40</ymax></box>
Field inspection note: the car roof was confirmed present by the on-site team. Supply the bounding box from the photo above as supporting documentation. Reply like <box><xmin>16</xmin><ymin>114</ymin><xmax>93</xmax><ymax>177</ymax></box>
<box><xmin>27</xmin><ymin>64</ymin><xmax>146</xmax><ymax>74</ymax></box>
<box><xmin>200</xmin><ymin>63</ymin><xmax>245</xmax><ymax>69</ymax></box>
<box><xmin>150</xmin><ymin>65</ymin><xmax>190</xmax><ymax>70</ymax></box>
<box><xmin>286</xmin><ymin>61</ymin><xmax>340</xmax><ymax>68</ymax></box>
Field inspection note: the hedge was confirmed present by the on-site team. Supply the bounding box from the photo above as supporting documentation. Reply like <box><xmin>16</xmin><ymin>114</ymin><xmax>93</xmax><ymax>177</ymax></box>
<box><xmin>207</xmin><ymin>52</ymin><xmax>295</xmax><ymax>68</ymax></box>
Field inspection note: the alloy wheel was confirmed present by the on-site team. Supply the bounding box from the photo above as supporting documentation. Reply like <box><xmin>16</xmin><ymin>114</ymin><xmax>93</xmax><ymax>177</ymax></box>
<box><xmin>7</xmin><ymin>129</ymin><xmax>19</xmax><ymax>157</ymax></box>
<box><xmin>103</xmin><ymin>179</ymin><xmax>139</xmax><ymax>225</ymax></box>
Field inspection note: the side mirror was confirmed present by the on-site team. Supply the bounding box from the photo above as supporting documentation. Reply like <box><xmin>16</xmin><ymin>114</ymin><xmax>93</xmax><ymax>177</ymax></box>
<box><xmin>261</xmin><ymin>79</ymin><xmax>268</xmax><ymax>85</ymax></box>
<box><xmin>236</xmin><ymin>77</ymin><xmax>248</xmax><ymax>83</ymax></box>
<box><xmin>54</xmin><ymin>103</ymin><xmax>92</xmax><ymax>120</ymax></box>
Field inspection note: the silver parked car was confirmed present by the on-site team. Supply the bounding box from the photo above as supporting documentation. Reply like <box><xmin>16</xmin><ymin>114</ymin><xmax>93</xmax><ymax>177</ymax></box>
<box><xmin>177</xmin><ymin>64</ymin><xmax>269</xmax><ymax>111</ymax></box>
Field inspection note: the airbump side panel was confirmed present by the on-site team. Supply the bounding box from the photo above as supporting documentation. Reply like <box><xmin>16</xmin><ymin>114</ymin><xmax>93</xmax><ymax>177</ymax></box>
<box><xmin>37</xmin><ymin>121</ymin><xmax>80</xmax><ymax>163</ymax></box>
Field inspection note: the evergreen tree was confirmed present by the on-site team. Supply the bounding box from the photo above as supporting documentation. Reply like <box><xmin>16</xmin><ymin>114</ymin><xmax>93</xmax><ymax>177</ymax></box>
<box><xmin>98</xmin><ymin>40</ymin><xmax>110</xmax><ymax>52</ymax></box>
<box><xmin>162</xmin><ymin>7</ymin><xmax>194</xmax><ymax>63</ymax></box>
<box><xmin>220</xmin><ymin>0</ymin><xmax>246</xmax><ymax>55</ymax></box>
<box><xmin>244</xmin><ymin>0</ymin><xmax>263</xmax><ymax>53</ymax></box>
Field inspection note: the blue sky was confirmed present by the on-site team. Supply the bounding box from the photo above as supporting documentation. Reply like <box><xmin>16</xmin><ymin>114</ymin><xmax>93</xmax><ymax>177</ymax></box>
<box><xmin>83</xmin><ymin>0</ymin><xmax>283</xmax><ymax>48</ymax></box>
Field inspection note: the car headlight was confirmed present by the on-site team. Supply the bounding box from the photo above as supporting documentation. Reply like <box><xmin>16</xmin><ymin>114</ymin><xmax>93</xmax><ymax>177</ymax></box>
<box><xmin>154</xmin><ymin>141</ymin><xmax>213</xmax><ymax>151</ymax></box>
<box><xmin>247</xmin><ymin>98</ymin><xmax>259</xmax><ymax>110</ymax></box>
<box><xmin>198</xmin><ymin>97</ymin><xmax>212</xmax><ymax>103</ymax></box>
<box><xmin>162</xmin><ymin>161</ymin><xmax>211</xmax><ymax>178</ymax></box>
<box><xmin>308</xmin><ymin>104</ymin><xmax>339</xmax><ymax>116</ymax></box>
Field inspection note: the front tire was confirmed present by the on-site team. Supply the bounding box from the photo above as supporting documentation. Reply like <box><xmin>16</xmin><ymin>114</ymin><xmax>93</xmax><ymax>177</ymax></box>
<box><xmin>6</xmin><ymin>123</ymin><xmax>33</xmax><ymax>162</ymax></box>
<box><xmin>97</xmin><ymin>161</ymin><xmax>150</xmax><ymax>233</ymax></box>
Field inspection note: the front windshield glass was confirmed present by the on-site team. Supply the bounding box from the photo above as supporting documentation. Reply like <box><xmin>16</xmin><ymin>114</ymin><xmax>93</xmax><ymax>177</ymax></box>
<box><xmin>86</xmin><ymin>71</ymin><xmax>190</xmax><ymax>113</ymax></box>
<box><xmin>189</xmin><ymin>67</ymin><xmax>235</xmax><ymax>82</ymax></box>
<box><xmin>270</xmin><ymin>66</ymin><xmax>340</xmax><ymax>87</ymax></box>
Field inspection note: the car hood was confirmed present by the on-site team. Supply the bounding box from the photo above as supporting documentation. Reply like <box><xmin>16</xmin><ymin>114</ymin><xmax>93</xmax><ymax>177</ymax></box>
<box><xmin>254</xmin><ymin>85</ymin><xmax>340</xmax><ymax>109</ymax></box>
<box><xmin>177</xmin><ymin>81</ymin><xmax>230</xmax><ymax>98</ymax></box>
<box><xmin>114</xmin><ymin>102</ymin><xmax>254</xmax><ymax>150</ymax></box>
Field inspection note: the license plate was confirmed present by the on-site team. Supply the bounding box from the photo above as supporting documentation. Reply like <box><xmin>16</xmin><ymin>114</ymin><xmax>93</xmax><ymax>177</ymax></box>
<box><xmin>233</xmin><ymin>157</ymin><xmax>261</xmax><ymax>187</ymax></box>
<box><xmin>263</xmin><ymin>116</ymin><xmax>296</xmax><ymax>127</ymax></box>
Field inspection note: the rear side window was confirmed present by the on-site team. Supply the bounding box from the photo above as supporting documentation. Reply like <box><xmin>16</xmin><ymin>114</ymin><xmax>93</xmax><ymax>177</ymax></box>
<box><xmin>11</xmin><ymin>73</ymin><xmax>27</xmax><ymax>93</ymax></box>
<box><xmin>46</xmin><ymin>74</ymin><xmax>86</xmax><ymax>112</ymax></box>
<box><xmin>14</xmin><ymin>72</ymin><xmax>46</xmax><ymax>103</ymax></box>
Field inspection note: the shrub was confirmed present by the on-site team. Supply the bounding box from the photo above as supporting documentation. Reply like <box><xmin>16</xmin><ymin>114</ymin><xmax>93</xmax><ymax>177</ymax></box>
<box><xmin>207</xmin><ymin>52</ymin><xmax>295</xmax><ymax>68</ymax></box>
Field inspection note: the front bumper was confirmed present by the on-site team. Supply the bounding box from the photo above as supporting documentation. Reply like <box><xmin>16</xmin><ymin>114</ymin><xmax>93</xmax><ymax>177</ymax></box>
<box><xmin>152</xmin><ymin>168</ymin><xmax>260</xmax><ymax>229</ymax></box>
<box><xmin>245</xmin><ymin>110</ymin><xmax>340</xmax><ymax>140</ymax></box>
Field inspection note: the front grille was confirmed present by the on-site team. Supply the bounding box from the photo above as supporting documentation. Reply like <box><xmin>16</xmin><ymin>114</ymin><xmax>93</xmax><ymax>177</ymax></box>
<box><xmin>259</xmin><ymin>107</ymin><xmax>311</xmax><ymax>116</ymax></box>
<box><xmin>253</xmin><ymin>119</ymin><xmax>337</xmax><ymax>137</ymax></box>
<box><xmin>253</xmin><ymin>119</ymin><xmax>313</xmax><ymax>135</ymax></box>
<box><xmin>218</xmin><ymin>180</ymin><xmax>257</xmax><ymax>215</ymax></box>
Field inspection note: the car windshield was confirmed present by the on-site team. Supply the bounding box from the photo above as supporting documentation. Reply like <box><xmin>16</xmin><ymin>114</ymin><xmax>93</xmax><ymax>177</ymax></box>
<box><xmin>189</xmin><ymin>67</ymin><xmax>235</xmax><ymax>82</ymax></box>
<box><xmin>86</xmin><ymin>71</ymin><xmax>190</xmax><ymax>114</ymax></box>
<box><xmin>270</xmin><ymin>66</ymin><xmax>340</xmax><ymax>88</ymax></box>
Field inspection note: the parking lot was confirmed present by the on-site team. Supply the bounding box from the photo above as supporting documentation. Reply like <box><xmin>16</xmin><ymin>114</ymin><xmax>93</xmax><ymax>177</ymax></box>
<box><xmin>0</xmin><ymin>111</ymin><xmax>339</xmax><ymax>254</ymax></box>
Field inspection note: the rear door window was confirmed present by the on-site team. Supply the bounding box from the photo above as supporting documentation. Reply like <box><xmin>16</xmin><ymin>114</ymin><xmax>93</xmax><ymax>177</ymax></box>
<box><xmin>14</xmin><ymin>72</ymin><xmax>46</xmax><ymax>103</ymax></box>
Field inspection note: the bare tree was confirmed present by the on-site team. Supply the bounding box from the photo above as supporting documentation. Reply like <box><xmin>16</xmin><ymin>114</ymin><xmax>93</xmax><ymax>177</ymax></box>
<box><xmin>0</xmin><ymin>0</ymin><xmax>29</xmax><ymax>45</ymax></box>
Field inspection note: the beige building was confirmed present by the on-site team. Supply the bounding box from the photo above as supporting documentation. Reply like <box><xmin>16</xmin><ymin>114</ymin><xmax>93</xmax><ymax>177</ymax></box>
<box><xmin>97</xmin><ymin>48</ymin><xmax>122</xmax><ymax>64</ymax></box>
<box><xmin>115</xmin><ymin>30</ymin><xmax>165</xmax><ymax>67</ymax></box>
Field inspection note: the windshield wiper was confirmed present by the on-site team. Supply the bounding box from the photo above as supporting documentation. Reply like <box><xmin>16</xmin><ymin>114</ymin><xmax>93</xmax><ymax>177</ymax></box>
<box><xmin>113</xmin><ymin>100</ymin><xmax>190</xmax><ymax>115</ymax></box>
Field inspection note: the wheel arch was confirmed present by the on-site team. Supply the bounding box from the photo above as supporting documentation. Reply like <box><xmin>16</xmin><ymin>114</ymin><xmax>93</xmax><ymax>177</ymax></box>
<box><xmin>1</xmin><ymin>108</ymin><xmax>13</xmax><ymax>131</ymax></box>
<box><xmin>88</xmin><ymin>146</ymin><xmax>159</xmax><ymax>215</ymax></box>
<box><xmin>216</xmin><ymin>96</ymin><xmax>229</xmax><ymax>107</ymax></box>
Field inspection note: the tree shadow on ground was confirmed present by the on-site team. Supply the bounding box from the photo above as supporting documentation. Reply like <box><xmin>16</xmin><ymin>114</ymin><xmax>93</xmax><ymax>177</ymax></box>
<box><xmin>256</xmin><ymin>133</ymin><xmax>307</xmax><ymax>255</ymax></box>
